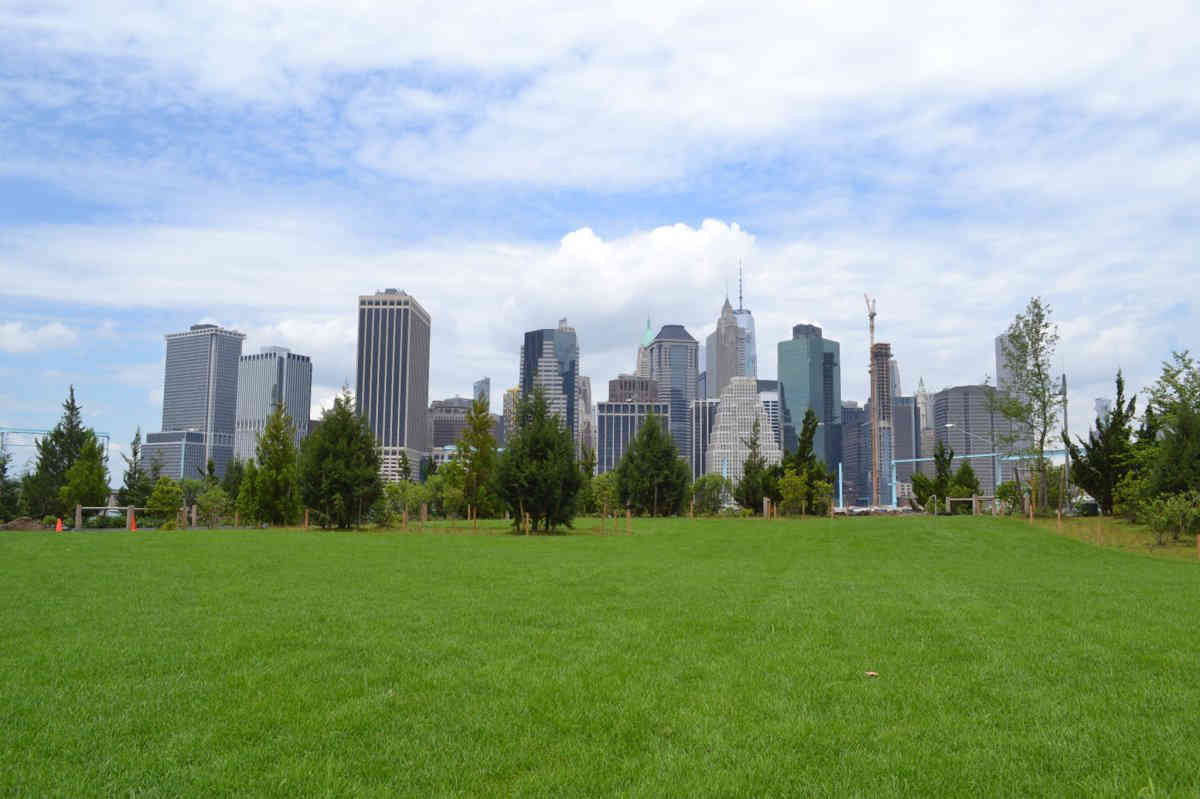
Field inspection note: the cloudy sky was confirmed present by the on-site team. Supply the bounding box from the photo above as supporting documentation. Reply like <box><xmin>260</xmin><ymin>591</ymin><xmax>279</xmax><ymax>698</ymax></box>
<box><xmin>1</xmin><ymin>0</ymin><xmax>1197</xmax><ymax>476</ymax></box>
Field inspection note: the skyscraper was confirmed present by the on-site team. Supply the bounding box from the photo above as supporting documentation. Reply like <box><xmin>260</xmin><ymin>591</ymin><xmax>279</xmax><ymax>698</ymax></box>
<box><xmin>705</xmin><ymin>297</ymin><xmax>747</xmax><ymax>400</ymax></box>
<box><xmin>756</xmin><ymin>379</ymin><xmax>784</xmax><ymax>450</ymax></box>
<box><xmin>840</xmin><ymin>401</ymin><xmax>868</xmax><ymax>506</ymax></box>
<box><xmin>234</xmin><ymin>346</ymin><xmax>313</xmax><ymax>462</ymax></box>
<box><xmin>427</xmin><ymin>397</ymin><xmax>474</xmax><ymax>447</ymax></box>
<box><xmin>916</xmin><ymin>377</ymin><xmax>935</xmax><ymax>477</ymax></box>
<box><xmin>356</xmin><ymin>289</ymin><xmax>431</xmax><ymax>483</ymax></box>
<box><xmin>520</xmin><ymin>318</ymin><xmax>592</xmax><ymax>456</ymax></box>
<box><xmin>647</xmin><ymin>324</ymin><xmax>699</xmax><ymax>459</ymax></box>
<box><xmin>596</xmin><ymin>396</ymin><xmax>669</xmax><ymax>474</ymax></box>
<box><xmin>142</xmin><ymin>323</ymin><xmax>245</xmax><ymax>480</ymax></box>
<box><xmin>706</xmin><ymin>377</ymin><xmax>782</xmax><ymax>486</ymax></box>
<box><xmin>934</xmin><ymin>384</ymin><xmax>1003</xmax><ymax>495</ymax></box>
<box><xmin>635</xmin><ymin>318</ymin><xmax>654</xmax><ymax>378</ymax></box>
<box><xmin>689</xmin><ymin>398</ymin><xmax>721</xmax><ymax>480</ymax></box>
<box><xmin>502</xmin><ymin>387</ymin><xmax>520</xmax><ymax>441</ymax></box>
<box><xmin>732</xmin><ymin>265</ymin><xmax>757</xmax><ymax>378</ymax></box>
<box><xmin>870</xmin><ymin>342</ymin><xmax>894</xmax><ymax>505</ymax></box>
<box><xmin>892</xmin><ymin>395</ymin><xmax>920</xmax><ymax>486</ymax></box>
<box><xmin>473</xmin><ymin>377</ymin><xmax>491</xmax><ymax>406</ymax></box>
<box><xmin>777</xmin><ymin>324</ymin><xmax>841</xmax><ymax>466</ymax></box>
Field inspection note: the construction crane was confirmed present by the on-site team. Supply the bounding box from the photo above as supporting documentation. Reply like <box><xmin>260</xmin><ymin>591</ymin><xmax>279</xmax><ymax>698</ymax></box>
<box><xmin>865</xmin><ymin>295</ymin><xmax>878</xmax><ymax>507</ymax></box>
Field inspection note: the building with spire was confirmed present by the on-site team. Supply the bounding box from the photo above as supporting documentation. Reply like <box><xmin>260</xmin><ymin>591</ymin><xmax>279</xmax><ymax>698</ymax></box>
<box><xmin>635</xmin><ymin>318</ymin><xmax>654</xmax><ymax>378</ymax></box>
<box><xmin>705</xmin><ymin>297</ymin><xmax>747</xmax><ymax>400</ymax></box>
<box><xmin>732</xmin><ymin>263</ymin><xmax>757</xmax><ymax>378</ymax></box>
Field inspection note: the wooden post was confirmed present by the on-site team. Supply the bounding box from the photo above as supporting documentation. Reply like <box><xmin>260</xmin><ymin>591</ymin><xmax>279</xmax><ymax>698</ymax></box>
<box><xmin>191</xmin><ymin>504</ymin><xmax>198</xmax><ymax>528</ymax></box>
<box><xmin>972</xmin><ymin>496</ymin><xmax>978</xmax><ymax>516</ymax></box>
<box><xmin>626</xmin><ymin>508</ymin><xmax>632</xmax><ymax>535</ymax></box>
<box><xmin>75</xmin><ymin>504</ymin><xmax>82</xmax><ymax>531</ymax></box>
<box><xmin>304</xmin><ymin>508</ymin><xmax>310</xmax><ymax>529</ymax></box>
<box><xmin>126</xmin><ymin>506</ymin><xmax>134</xmax><ymax>530</ymax></box>
<box><xmin>946</xmin><ymin>497</ymin><xmax>951</xmax><ymax>515</ymax></box>
<box><xmin>234</xmin><ymin>510</ymin><xmax>239</xmax><ymax>528</ymax></box>
<box><xmin>420</xmin><ymin>503</ymin><xmax>428</xmax><ymax>523</ymax></box>
<box><xmin>763</xmin><ymin>497</ymin><xmax>769</xmax><ymax>518</ymax></box>
<box><xmin>402</xmin><ymin>508</ymin><xmax>408</xmax><ymax>530</ymax></box>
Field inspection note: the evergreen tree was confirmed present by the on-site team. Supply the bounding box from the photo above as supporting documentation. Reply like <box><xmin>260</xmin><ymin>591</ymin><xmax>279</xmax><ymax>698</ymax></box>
<box><xmin>0</xmin><ymin>447</ymin><xmax>20</xmax><ymax>522</ymax></box>
<box><xmin>58</xmin><ymin>431</ymin><xmax>110</xmax><ymax>511</ymax></box>
<box><xmin>735</xmin><ymin>418</ymin><xmax>768</xmax><ymax>512</ymax></box>
<box><xmin>397</xmin><ymin>450</ymin><xmax>412</xmax><ymax>482</ymax></box>
<box><xmin>298</xmin><ymin>387</ymin><xmax>381</xmax><ymax>529</ymax></box>
<box><xmin>221</xmin><ymin>458</ymin><xmax>245</xmax><ymax>499</ymax></box>
<box><xmin>237</xmin><ymin>459</ymin><xmax>260</xmax><ymax>524</ymax></box>
<box><xmin>614</xmin><ymin>412</ymin><xmax>690</xmax><ymax>516</ymax></box>
<box><xmin>494</xmin><ymin>388</ymin><xmax>583</xmax><ymax>530</ymax></box>
<box><xmin>1064</xmin><ymin>370</ymin><xmax>1137</xmax><ymax>515</ymax></box>
<box><xmin>25</xmin><ymin>386</ymin><xmax>90</xmax><ymax>517</ymax></box>
<box><xmin>458</xmin><ymin>396</ymin><xmax>499</xmax><ymax>515</ymax></box>
<box><xmin>146</xmin><ymin>476</ymin><xmax>183</xmax><ymax>523</ymax></box>
<box><xmin>118</xmin><ymin>427</ymin><xmax>153</xmax><ymax>508</ymax></box>
<box><xmin>256</xmin><ymin>404</ymin><xmax>301</xmax><ymax>525</ymax></box>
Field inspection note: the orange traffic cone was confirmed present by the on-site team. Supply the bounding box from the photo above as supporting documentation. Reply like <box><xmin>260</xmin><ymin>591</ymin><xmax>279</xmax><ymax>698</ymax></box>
<box><xmin>130</xmin><ymin>512</ymin><xmax>137</xmax><ymax>532</ymax></box>
<box><xmin>55</xmin><ymin>518</ymin><xmax>63</xmax><ymax>532</ymax></box>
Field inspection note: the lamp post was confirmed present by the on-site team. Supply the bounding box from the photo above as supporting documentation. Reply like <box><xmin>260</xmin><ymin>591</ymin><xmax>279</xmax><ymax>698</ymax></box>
<box><xmin>944</xmin><ymin>423</ymin><xmax>1000</xmax><ymax>497</ymax></box>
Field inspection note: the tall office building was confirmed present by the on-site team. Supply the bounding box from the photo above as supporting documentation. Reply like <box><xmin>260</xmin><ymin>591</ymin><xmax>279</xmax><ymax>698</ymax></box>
<box><xmin>840</xmin><ymin>401</ymin><xmax>868</xmax><ymax>506</ymax></box>
<box><xmin>473</xmin><ymin>377</ymin><xmax>491</xmax><ymax>406</ymax></box>
<box><xmin>609</xmin><ymin>374</ymin><xmax>658</xmax><ymax>403</ymax></box>
<box><xmin>647</xmin><ymin>324</ymin><xmax>699</xmax><ymax>459</ymax></box>
<box><xmin>756</xmin><ymin>379</ymin><xmax>784</xmax><ymax>450</ymax></box>
<box><xmin>892</xmin><ymin>395</ymin><xmax>920</xmax><ymax>486</ymax></box>
<box><xmin>689</xmin><ymin>398</ymin><xmax>721</xmax><ymax>480</ymax></box>
<box><xmin>502</xmin><ymin>387</ymin><xmax>520</xmax><ymax>440</ymax></box>
<box><xmin>777</xmin><ymin>324</ymin><xmax>841</xmax><ymax>466</ymax></box>
<box><xmin>356</xmin><ymin>289</ymin><xmax>431</xmax><ymax>483</ymax></box>
<box><xmin>233</xmin><ymin>346</ymin><xmax>313</xmax><ymax>462</ymax></box>
<box><xmin>705</xmin><ymin>297</ymin><xmax>747</xmax><ymax>400</ymax></box>
<box><xmin>732</xmin><ymin>266</ymin><xmax>757</xmax><ymax>378</ymax></box>
<box><xmin>933</xmin><ymin>384</ymin><xmax>1003</xmax><ymax>495</ymax></box>
<box><xmin>706</xmin><ymin>377</ymin><xmax>782</xmax><ymax>486</ymax></box>
<box><xmin>916</xmin><ymin>377</ymin><xmax>935</xmax><ymax>477</ymax></box>
<box><xmin>520</xmin><ymin>318</ymin><xmax>592</xmax><ymax>456</ymax></box>
<box><xmin>427</xmin><ymin>397</ymin><xmax>474</xmax><ymax>448</ymax></box>
<box><xmin>869</xmin><ymin>342</ymin><xmax>894</xmax><ymax>505</ymax></box>
<box><xmin>142</xmin><ymin>323</ymin><xmax>245</xmax><ymax>480</ymax></box>
<box><xmin>596</xmin><ymin>399</ymin><xmax>669</xmax><ymax>474</ymax></box>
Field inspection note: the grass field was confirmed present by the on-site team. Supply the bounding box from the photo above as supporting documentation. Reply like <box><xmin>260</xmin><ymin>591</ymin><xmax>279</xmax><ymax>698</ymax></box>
<box><xmin>2</xmin><ymin>517</ymin><xmax>1198</xmax><ymax>797</ymax></box>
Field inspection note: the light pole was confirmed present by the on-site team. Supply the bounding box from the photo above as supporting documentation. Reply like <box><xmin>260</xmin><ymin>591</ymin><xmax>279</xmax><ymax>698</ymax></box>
<box><xmin>944</xmin><ymin>423</ymin><xmax>1000</xmax><ymax>496</ymax></box>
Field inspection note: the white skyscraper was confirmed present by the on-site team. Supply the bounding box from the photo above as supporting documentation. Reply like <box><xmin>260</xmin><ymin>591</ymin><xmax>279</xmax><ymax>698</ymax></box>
<box><xmin>234</xmin><ymin>346</ymin><xmax>313</xmax><ymax>462</ymax></box>
<box><xmin>706</xmin><ymin>376</ymin><xmax>782</xmax><ymax>486</ymax></box>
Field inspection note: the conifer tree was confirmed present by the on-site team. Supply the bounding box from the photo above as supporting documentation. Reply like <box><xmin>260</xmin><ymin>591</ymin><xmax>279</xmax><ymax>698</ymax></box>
<box><xmin>256</xmin><ymin>404</ymin><xmax>301</xmax><ymax>525</ymax></box>
<box><xmin>458</xmin><ymin>396</ymin><xmax>498</xmax><ymax>515</ymax></box>
<box><xmin>298</xmin><ymin>387</ymin><xmax>381</xmax><ymax>529</ymax></box>
<box><xmin>1064</xmin><ymin>370</ymin><xmax>1136</xmax><ymax>514</ymax></box>
<box><xmin>118</xmin><ymin>428</ymin><xmax>153</xmax><ymax>508</ymax></box>
<box><xmin>615</xmin><ymin>412</ymin><xmax>689</xmax><ymax>516</ymax></box>
<box><xmin>494</xmin><ymin>388</ymin><xmax>582</xmax><ymax>530</ymax></box>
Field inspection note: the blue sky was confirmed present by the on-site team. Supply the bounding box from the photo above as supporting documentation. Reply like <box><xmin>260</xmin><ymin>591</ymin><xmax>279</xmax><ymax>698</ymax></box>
<box><xmin>1</xmin><ymin>0</ymin><xmax>1197</xmax><ymax>477</ymax></box>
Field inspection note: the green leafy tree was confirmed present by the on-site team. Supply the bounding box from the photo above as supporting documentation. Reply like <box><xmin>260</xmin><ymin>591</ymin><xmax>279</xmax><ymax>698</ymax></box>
<box><xmin>995</xmin><ymin>481</ymin><xmax>1023</xmax><ymax>514</ymax></box>
<box><xmin>58</xmin><ymin>431</ymin><xmax>110</xmax><ymax>511</ymax></box>
<box><xmin>1147</xmin><ymin>403</ymin><xmax>1200</xmax><ymax>499</ymax></box>
<box><xmin>0</xmin><ymin>447</ymin><xmax>22</xmax><ymax>522</ymax></box>
<box><xmin>1146</xmin><ymin>490</ymin><xmax>1200</xmax><ymax>546</ymax></box>
<box><xmin>494</xmin><ymin>388</ymin><xmax>583</xmax><ymax>531</ymax></box>
<box><xmin>199</xmin><ymin>458</ymin><xmax>218</xmax><ymax>486</ymax></box>
<box><xmin>1064</xmin><ymin>371</ymin><xmax>1136</xmax><ymax>515</ymax></box>
<box><xmin>237</xmin><ymin>460</ymin><xmax>260</xmax><ymax>525</ymax></box>
<box><xmin>146</xmin><ymin>476</ymin><xmax>183</xmax><ymax>523</ymax></box>
<box><xmin>397</xmin><ymin>450</ymin><xmax>412</xmax><ymax>483</ymax></box>
<box><xmin>429</xmin><ymin>458</ymin><xmax>467</xmax><ymax>518</ymax></box>
<box><xmin>299</xmin><ymin>387</ymin><xmax>381</xmax><ymax>529</ymax></box>
<box><xmin>256</xmin><ymin>404</ymin><xmax>301</xmax><ymax>525</ymax></box>
<box><xmin>118</xmin><ymin>428</ymin><xmax>153</xmax><ymax>508</ymax></box>
<box><xmin>997</xmin><ymin>297</ymin><xmax>1063</xmax><ymax>511</ymax></box>
<box><xmin>779</xmin><ymin>409</ymin><xmax>830</xmax><ymax>514</ymax></box>
<box><xmin>913</xmin><ymin>439</ymin><xmax>956</xmax><ymax>513</ymax></box>
<box><xmin>178</xmin><ymin>479</ymin><xmax>204</xmax><ymax>511</ymax></box>
<box><xmin>614</xmin><ymin>412</ymin><xmax>690</xmax><ymax>516</ymax></box>
<box><xmin>25</xmin><ymin>386</ymin><xmax>91</xmax><ymax>518</ymax></box>
<box><xmin>691</xmin><ymin>473</ymin><xmax>731</xmax><ymax>515</ymax></box>
<box><xmin>947</xmin><ymin>461</ymin><xmax>982</xmax><ymax>513</ymax></box>
<box><xmin>592</xmin><ymin>471</ymin><xmax>619</xmax><ymax>514</ymax></box>
<box><xmin>778</xmin><ymin>468</ymin><xmax>807</xmax><ymax>515</ymax></box>
<box><xmin>197</xmin><ymin>485</ymin><xmax>231</xmax><ymax>527</ymax></box>
<box><xmin>458</xmin><ymin>396</ymin><xmax>499</xmax><ymax>516</ymax></box>
<box><xmin>576</xmin><ymin>445</ymin><xmax>598</xmax><ymax>515</ymax></box>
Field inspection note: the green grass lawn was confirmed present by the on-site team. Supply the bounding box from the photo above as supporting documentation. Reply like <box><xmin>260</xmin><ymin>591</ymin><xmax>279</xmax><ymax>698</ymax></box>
<box><xmin>2</xmin><ymin>517</ymin><xmax>1198</xmax><ymax>797</ymax></box>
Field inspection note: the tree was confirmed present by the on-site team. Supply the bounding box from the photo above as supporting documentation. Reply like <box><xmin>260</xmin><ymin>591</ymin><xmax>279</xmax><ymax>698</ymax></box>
<box><xmin>494</xmin><ymin>388</ymin><xmax>583</xmax><ymax>531</ymax></box>
<box><xmin>256</xmin><ymin>404</ymin><xmax>301</xmax><ymax>525</ymax></box>
<box><xmin>221</xmin><ymin>458</ymin><xmax>245</xmax><ymax>500</ymax></box>
<box><xmin>298</xmin><ymin>387</ymin><xmax>381</xmax><ymax>529</ymax></box>
<box><xmin>614</xmin><ymin>412</ymin><xmax>690</xmax><ymax>516</ymax></box>
<box><xmin>1064</xmin><ymin>371</ymin><xmax>1136</xmax><ymax>515</ymax></box>
<box><xmin>997</xmin><ymin>297</ymin><xmax>1063</xmax><ymax>511</ymax></box>
<box><xmin>913</xmin><ymin>439</ymin><xmax>956</xmax><ymax>513</ymax></box>
<box><xmin>947</xmin><ymin>461</ymin><xmax>981</xmax><ymax>513</ymax></box>
<box><xmin>118</xmin><ymin>428</ymin><xmax>153</xmax><ymax>508</ymax></box>
<box><xmin>576</xmin><ymin>445</ymin><xmax>598</xmax><ymax>515</ymax></box>
<box><xmin>178</xmin><ymin>479</ymin><xmax>204</xmax><ymax>511</ymax></box>
<box><xmin>735</xmin><ymin>418</ymin><xmax>768</xmax><ymax>512</ymax></box>
<box><xmin>1148</xmin><ymin>403</ymin><xmax>1200</xmax><ymax>498</ymax></box>
<box><xmin>237</xmin><ymin>460</ymin><xmax>260</xmax><ymax>525</ymax></box>
<box><xmin>592</xmin><ymin>471</ymin><xmax>619</xmax><ymax>514</ymax></box>
<box><xmin>1147</xmin><ymin>490</ymin><xmax>1200</xmax><ymax>546</ymax></box>
<box><xmin>0</xmin><ymin>447</ymin><xmax>21</xmax><ymax>522</ymax></box>
<box><xmin>779</xmin><ymin>409</ymin><xmax>831</xmax><ymax>515</ymax></box>
<box><xmin>58</xmin><ymin>431</ymin><xmax>110</xmax><ymax>511</ymax></box>
<box><xmin>146</xmin><ymin>476</ymin><xmax>183</xmax><ymax>523</ymax></box>
<box><xmin>397</xmin><ymin>450</ymin><xmax>412</xmax><ymax>483</ymax></box>
<box><xmin>778</xmin><ymin>468</ymin><xmax>806</xmax><ymax>515</ymax></box>
<box><xmin>691</xmin><ymin>473</ymin><xmax>731</xmax><ymax>515</ymax></box>
<box><xmin>24</xmin><ymin>386</ymin><xmax>90</xmax><ymax>518</ymax></box>
<box><xmin>458</xmin><ymin>396</ymin><xmax>499</xmax><ymax>515</ymax></box>
<box><xmin>200</xmin><ymin>458</ymin><xmax>218</xmax><ymax>486</ymax></box>
<box><xmin>197</xmin><ymin>485</ymin><xmax>231</xmax><ymax>527</ymax></box>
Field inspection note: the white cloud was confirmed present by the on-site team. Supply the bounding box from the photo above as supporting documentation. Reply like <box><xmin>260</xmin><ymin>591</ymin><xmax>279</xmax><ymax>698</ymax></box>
<box><xmin>0</xmin><ymin>321</ymin><xmax>78</xmax><ymax>353</ymax></box>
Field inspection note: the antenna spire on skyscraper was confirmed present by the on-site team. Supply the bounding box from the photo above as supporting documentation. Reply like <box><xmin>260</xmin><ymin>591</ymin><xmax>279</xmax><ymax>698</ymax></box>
<box><xmin>738</xmin><ymin>259</ymin><xmax>744</xmax><ymax>310</ymax></box>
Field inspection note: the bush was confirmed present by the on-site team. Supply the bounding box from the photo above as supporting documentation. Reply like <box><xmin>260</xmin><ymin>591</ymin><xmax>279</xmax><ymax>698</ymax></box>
<box><xmin>42</xmin><ymin>515</ymin><xmax>57</xmax><ymax>528</ymax></box>
<box><xmin>159</xmin><ymin>519</ymin><xmax>177</xmax><ymax>531</ymax></box>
